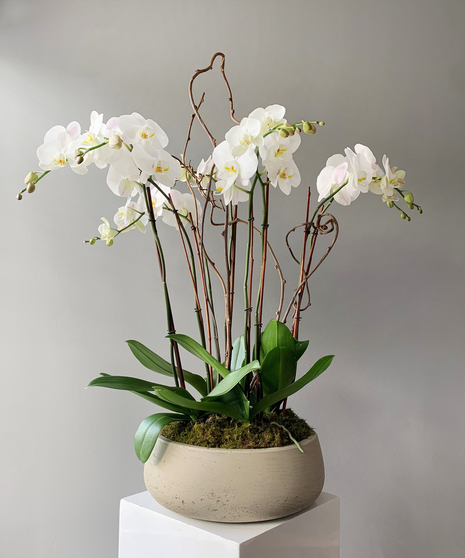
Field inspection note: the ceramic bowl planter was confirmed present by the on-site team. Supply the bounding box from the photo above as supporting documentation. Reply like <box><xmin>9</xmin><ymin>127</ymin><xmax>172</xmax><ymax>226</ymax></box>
<box><xmin>144</xmin><ymin>433</ymin><xmax>325</xmax><ymax>523</ymax></box>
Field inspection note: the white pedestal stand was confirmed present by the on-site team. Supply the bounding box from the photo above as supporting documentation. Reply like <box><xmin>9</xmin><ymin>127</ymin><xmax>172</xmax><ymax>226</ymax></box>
<box><xmin>119</xmin><ymin>491</ymin><xmax>340</xmax><ymax>558</ymax></box>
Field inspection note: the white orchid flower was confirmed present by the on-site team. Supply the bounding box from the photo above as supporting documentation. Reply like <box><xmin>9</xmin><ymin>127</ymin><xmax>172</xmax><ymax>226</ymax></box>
<box><xmin>380</xmin><ymin>155</ymin><xmax>406</xmax><ymax>197</ymax></box>
<box><xmin>368</xmin><ymin>155</ymin><xmax>405</xmax><ymax>198</ymax></box>
<box><xmin>316</xmin><ymin>160</ymin><xmax>353</xmax><ymax>205</ymax></box>
<box><xmin>316</xmin><ymin>144</ymin><xmax>379</xmax><ymax>206</ymax></box>
<box><xmin>212</xmin><ymin>141</ymin><xmax>257</xmax><ymax>205</ymax></box>
<box><xmin>36</xmin><ymin>121</ymin><xmax>80</xmax><ymax>171</ymax></box>
<box><xmin>64</xmin><ymin>113</ymin><xmax>123</xmax><ymax>174</ymax></box>
<box><xmin>223</xmin><ymin>180</ymin><xmax>254</xmax><ymax>205</ymax></box>
<box><xmin>131</xmin><ymin>144</ymin><xmax>181</xmax><ymax>188</ymax></box>
<box><xmin>66</xmin><ymin>138</ymin><xmax>93</xmax><ymax>175</ymax></box>
<box><xmin>259</xmin><ymin>133</ymin><xmax>301</xmax><ymax>165</ymax></box>
<box><xmin>106</xmin><ymin>149</ymin><xmax>141</xmax><ymax>197</ymax></box>
<box><xmin>79</xmin><ymin>112</ymin><xmax>123</xmax><ymax>170</ymax></box>
<box><xmin>249</xmin><ymin>104</ymin><xmax>286</xmax><ymax>135</ymax></box>
<box><xmin>114</xmin><ymin>195</ymin><xmax>147</xmax><ymax>233</ymax></box>
<box><xmin>106</xmin><ymin>165</ymin><xmax>140</xmax><ymax>198</ymax></box>
<box><xmin>98</xmin><ymin>217</ymin><xmax>116</xmax><ymax>241</ymax></box>
<box><xmin>381</xmin><ymin>192</ymin><xmax>399</xmax><ymax>204</ymax></box>
<box><xmin>92</xmin><ymin>114</ymin><xmax>124</xmax><ymax>169</ymax></box>
<box><xmin>80</xmin><ymin>111</ymin><xmax>104</xmax><ymax>148</ymax></box>
<box><xmin>266</xmin><ymin>159</ymin><xmax>301</xmax><ymax>195</ymax></box>
<box><xmin>117</xmin><ymin>112</ymin><xmax>169</xmax><ymax>150</ymax></box>
<box><xmin>161</xmin><ymin>190</ymin><xmax>202</xmax><ymax>229</ymax></box>
<box><xmin>150</xmin><ymin>186</ymin><xmax>168</xmax><ymax>219</ymax></box>
<box><xmin>196</xmin><ymin>156</ymin><xmax>215</xmax><ymax>188</ymax></box>
<box><xmin>225</xmin><ymin>117</ymin><xmax>264</xmax><ymax>157</ymax></box>
<box><xmin>344</xmin><ymin>147</ymin><xmax>375</xmax><ymax>194</ymax></box>
<box><xmin>354</xmin><ymin>144</ymin><xmax>379</xmax><ymax>175</ymax></box>
<box><xmin>43</xmin><ymin>122</ymin><xmax>81</xmax><ymax>144</ymax></box>
<box><xmin>178</xmin><ymin>166</ymin><xmax>189</xmax><ymax>183</ymax></box>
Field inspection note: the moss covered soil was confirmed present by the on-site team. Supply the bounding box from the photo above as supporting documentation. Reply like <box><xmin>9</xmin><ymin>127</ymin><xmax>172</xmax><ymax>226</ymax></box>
<box><xmin>161</xmin><ymin>409</ymin><xmax>314</xmax><ymax>449</ymax></box>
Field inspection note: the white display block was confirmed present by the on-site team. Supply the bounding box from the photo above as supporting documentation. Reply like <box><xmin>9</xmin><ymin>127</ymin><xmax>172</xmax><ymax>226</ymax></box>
<box><xmin>119</xmin><ymin>491</ymin><xmax>340</xmax><ymax>558</ymax></box>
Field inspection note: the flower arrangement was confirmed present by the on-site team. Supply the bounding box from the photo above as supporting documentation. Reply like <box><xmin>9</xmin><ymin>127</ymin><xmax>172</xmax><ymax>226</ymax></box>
<box><xmin>20</xmin><ymin>53</ymin><xmax>421</xmax><ymax>463</ymax></box>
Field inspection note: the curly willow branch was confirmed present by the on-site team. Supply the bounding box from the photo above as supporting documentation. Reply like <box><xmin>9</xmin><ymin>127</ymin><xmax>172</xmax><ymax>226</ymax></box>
<box><xmin>182</xmin><ymin>92</ymin><xmax>205</xmax><ymax>166</ymax></box>
<box><xmin>282</xmin><ymin>213</ymin><xmax>339</xmax><ymax>323</ymax></box>
<box><xmin>229</xmin><ymin>217</ymin><xmax>286</xmax><ymax>321</ymax></box>
<box><xmin>188</xmin><ymin>52</ymin><xmax>240</xmax><ymax>149</ymax></box>
<box><xmin>286</xmin><ymin>222</ymin><xmax>310</xmax><ymax>265</ymax></box>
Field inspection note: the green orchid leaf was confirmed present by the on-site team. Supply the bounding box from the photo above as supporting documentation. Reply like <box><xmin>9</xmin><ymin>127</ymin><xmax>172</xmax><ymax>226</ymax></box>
<box><xmin>87</xmin><ymin>375</ymin><xmax>192</xmax><ymax>396</ymax></box>
<box><xmin>126</xmin><ymin>340</ymin><xmax>207</xmax><ymax>396</ymax></box>
<box><xmin>154</xmin><ymin>387</ymin><xmax>246</xmax><ymax>422</ymax></box>
<box><xmin>295</xmin><ymin>340</ymin><xmax>309</xmax><ymax>361</ymax></box>
<box><xmin>260</xmin><ymin>347</ymin><xmax>297</xmax><ymax>398</ymax></box>
<box><xmin>231</xmin><ymin>335</ymin><xmax>246</xmax><ymax>372</ymax></box>
<box><xmin>88</xmin><ymin>375</ymin><xmax>195</xmax><ymax>399</ymax></box>
<box><xmin>204</xmin><ymin>360</ymin><xmax>260</xmax><ymax>399</ymax></box>
<box><xmin>129</xmin><ymin>391</ymin><xmax>193</xmax><ymax>415</ymax></box>
<box><xmin>250</xmin><ymin>355</ymin><xmax>334</xmax><ymax>420</ymax></box>
<box><xmin>260</xmin><ymin>320</ymin><xmax>296</xmax><ymax>359</ymax></box>
<box><xmin>88</xmin><ymin>374</ymin><xmax>192</xmax><ymax>415</ymax></box>
<box><xmin>134</xmin><ymin>413</ymin><xmax>189</xmax><ymax>463</ymax></box>
<box><xmin>87</xmin><ymin>375</ymin><xmax>159</xmax><ymax>392</ymax></box>
<box><xmin>207</xmin><ymin>384</ymin><xmax>250</xmax><ymax>421</ymax></box>
<box><xmin>167</xmin><ymin>334</ymin><xmax>230</xmax><ymax>379</ymax></box>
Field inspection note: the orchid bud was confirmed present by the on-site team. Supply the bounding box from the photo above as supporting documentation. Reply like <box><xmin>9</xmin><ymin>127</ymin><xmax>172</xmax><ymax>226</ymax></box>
<box><xmin>318</xmin><ymin>121</ymin><xmax>325</xmax><ymax>126</ymax></box>
<box><xmin>404</xmin><ymin>191</ymin><xmax>414</xmax><ymax>204</ymax></box>
<box><xmin>387</xmin><ymin>201</ymin><xmax>394</xmax><ymax>208</ymax></box>
<box><xmin>296</xmin><ymin>126</ymin><xmax>302</xmax><ymax>134</ymax></box>
<box><xmin>408</xmin><ymin>203</ymin><xmax>414</xmax><ymax>210</ymax></box>
<box><xmin>76</xmin><ymin>156</ymin><xmax>85</xmax><ymax>165</ymax></box>
<box><xmin>90</xmin><ymin>238</ymin><xmax>96</xmax><ymax>245</ymax></box>
<box><xmin>287</xmin><ymin>127</ymin><xmax>295</xmax><ymax>136</ymax></box>
<box><xmin>24</xmin><ymin>171</ymin><xmax>38</xmax><ymax>186</ymax></box>
<box><xmin>279</xmin><ymin>128</ymin><xmax>289</xmax><ymax>138</ymax></box>
<box><xmin>106</xmin><ymin>239</ymin><xmax>114</xmax><ymax>246</ymax></box>
<box><xmin>109</xmin><ymin>134</ymin><xmax>123</xmax><ymax>150</ymax></box>
<box><xmin>17</xmin><ymin>193</ymin><xmax>23</xmax><ymax>201</ymax></box>
<box><xmin>26</xmin><ymin>183</ymin><xmax>36</xmax><ymax>194</ymax></box>
<box><xmin>303</xmin><ymin>121</ymin><xmax>316</xmax><ymax>134</ymax></box>
<box><xmin>418</xmin><ymin>207</ymin><xmax>423</xmax><ymax>214</ymax></box>
<box><xmin>400</xmin><ymin>212</ymin><xmax>407</xmax><ymax>220</ymax></box>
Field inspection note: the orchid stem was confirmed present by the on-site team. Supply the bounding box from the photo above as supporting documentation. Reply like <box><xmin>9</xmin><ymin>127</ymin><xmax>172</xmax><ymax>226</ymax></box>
<box><xmin>143</xmin><ymin>185</ymin><xmax>185</xmax><ymax>389</ymax></box>
<box><xmin>243</xmin><ymin>175</ymin><xmax>258</xmax><ymax>368</ymax></box>
<box><xmin>254</xmin><ymin>173</ymin><xmax>270</xmax><ymax>402</ymax></box>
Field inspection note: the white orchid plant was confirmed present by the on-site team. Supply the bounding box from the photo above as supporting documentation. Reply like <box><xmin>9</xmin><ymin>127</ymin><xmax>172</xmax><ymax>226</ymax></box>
<box><xmin>20</xmin><ymin>53</ymin><xmax>421</xmax><ymax>461</ymax></box>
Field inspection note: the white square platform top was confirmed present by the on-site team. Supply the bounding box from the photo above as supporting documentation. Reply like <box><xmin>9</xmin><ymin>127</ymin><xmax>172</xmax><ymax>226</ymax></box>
<box><xmin>122</xmin><ymin>490</ymin><xmax>338</xmax><ymax>544</ymax></box>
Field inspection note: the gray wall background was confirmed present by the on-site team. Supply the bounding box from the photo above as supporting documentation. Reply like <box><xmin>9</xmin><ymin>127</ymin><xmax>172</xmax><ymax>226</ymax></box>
<box><xmin>1</xmin><ymin>0</ymin><xmax>464</xmax><ymax>557</ymax></box>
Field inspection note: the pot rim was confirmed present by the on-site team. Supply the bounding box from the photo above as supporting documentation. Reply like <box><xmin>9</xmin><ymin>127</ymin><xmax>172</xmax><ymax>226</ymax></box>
<box><xmin>157</xmin><ymin>432</ymin><xmax>318</xmax><ymax>454</ymax></box>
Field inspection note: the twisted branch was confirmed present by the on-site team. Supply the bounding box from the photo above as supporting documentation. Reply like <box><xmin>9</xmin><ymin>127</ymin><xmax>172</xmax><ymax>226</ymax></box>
<box><xmin>188</xmin><ymin>52</ymin><xmax>240</xmax><ymax>148</ymax></box>
<box><xmin>282</xmin><ymin>213</ymin><xmax>339</xmax><ymax>324</ymax></box>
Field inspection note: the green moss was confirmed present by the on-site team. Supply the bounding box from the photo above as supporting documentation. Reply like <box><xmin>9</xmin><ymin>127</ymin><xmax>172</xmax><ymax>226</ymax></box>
<box><xmin>161</xmin><ymin>409</ymin><xmax>314</xmax><ymax>449</ymax></box>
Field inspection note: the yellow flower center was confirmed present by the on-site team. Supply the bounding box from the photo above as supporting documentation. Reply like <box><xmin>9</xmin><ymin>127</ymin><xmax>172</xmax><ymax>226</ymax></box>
<box><xmin>275</xmin><ymin>147</ymin><xmax>287</xmax><ymax>158</ymax></box>
<box><xmin>83</xmin><ymin>132</ymin><xmax>95</xmax><ymax>145</ymax></box>
<box><xmin>54</xmin><ymin>154</ymin><xmax>66</xmax><ymax>167</ymax></box>
<box><xmin>264</xmin><ymin>117</ymin><xmax>274</xmax><ymax>129</ymax></box>
<box><xmin>224</xmin><ymin>165</ymin><xmax>237</xmax><ymax>175</ymax></box>
<box><xmin>139</xmin><ymin>127</ymin><xmax>155</xmax><ymax>141</ymax></box>
<box><xmin>155</xmin><ymin>164</ymin><xmax>169</xmax><ymax>174</ymax></box>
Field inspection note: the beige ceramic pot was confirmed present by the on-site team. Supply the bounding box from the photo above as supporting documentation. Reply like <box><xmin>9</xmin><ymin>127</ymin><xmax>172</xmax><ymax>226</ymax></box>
<box><xmin>144</xmin><ymin>433</ymin><xmax>324</xmax><ymax>523</ymax></box>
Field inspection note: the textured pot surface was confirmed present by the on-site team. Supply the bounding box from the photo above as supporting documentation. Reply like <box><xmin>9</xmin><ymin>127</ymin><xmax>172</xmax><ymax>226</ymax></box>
<box><xmin>144</xmin><ymin>433</ymin><xmax>325</xmax><ymax>523</ymax></box>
